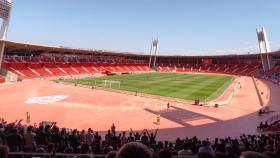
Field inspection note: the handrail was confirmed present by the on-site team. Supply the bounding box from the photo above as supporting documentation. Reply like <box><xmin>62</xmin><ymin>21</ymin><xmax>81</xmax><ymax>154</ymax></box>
<box><xmin>9</xmin><ymin>152</ymin><xmax>195</xmax><ymax>158</ymax></box>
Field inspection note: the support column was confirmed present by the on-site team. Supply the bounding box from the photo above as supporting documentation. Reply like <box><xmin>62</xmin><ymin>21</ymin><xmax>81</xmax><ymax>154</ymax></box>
<box><xmin>0</xmin><ymin>0</ymin><xmax>12</xmax><ymax>69</ymax></box>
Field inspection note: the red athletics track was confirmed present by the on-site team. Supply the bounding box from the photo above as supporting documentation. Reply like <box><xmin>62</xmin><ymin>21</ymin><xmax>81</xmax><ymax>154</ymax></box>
<box><xmin>0</xmin><ymin>75</ymin><xmax>279</xmax><ymax>140</ymax></box>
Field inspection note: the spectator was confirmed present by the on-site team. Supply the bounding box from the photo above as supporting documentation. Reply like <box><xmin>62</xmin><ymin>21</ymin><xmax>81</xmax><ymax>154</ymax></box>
<box><xmin>178</xmin><ymin>143</ymin><xmax>192</xmax><ymax>156</ymax></box>
<box><xmin>36</xmin><ymin>125</ymin><xmax>47</xmax><ymax>146</ymax></box>
<box><xmin>85</xmin><ymin>128</ymin><xmax>94</xmax><ymax>145</ymax></box>
<box><xmin>214</xmin><ymin>152</ymin><xmax>226</xmax><ymax>158</ymax></box>
<box><xmin>263</xmin><ymin>151</ymin><xmax>280</xmax><ymax>158</ymax></box>
<box><xmin>116</xmin><ymin>142</ymin><xmax>153</xmax><ymax>158</ymax></box>
<box><xmin>111</xmin><ymin>124</ymin><xmax>116</xmax><ymax>134</ymax></box>
<box><xmin>198</xmin><ymin>152</ymin><xmax>214</xmax><ymax>158</ymax></box>
<box><xmin>0</xmin><ymin>145</ymin><xmax>9</xmax><ymax>158</ymax></box>
<box><xmin>106</xmin><ymin>151</ymin><xmax>117</xmax><ymax>158</ymax></box>
<box><xmin>240</xmin><ymin>151</ymin><xmax>268</xmax><ymax>158</ymax></box>
<box><xmin>141</xmin><ymin>131</ymin><xmax>149</xmax><ymax>145</ymax></box>
<box><xmin>159</xmin><ymin>148</ymin><xmax>172</xmax><ymax>158</ymax></box>
<box><xmin>94</xmin><ymin>132</ymin><xmax>101</xmax><ymax>145</ymax></box>
<box><xmin>225</xmin><ymin>145</ymin><xmax>238</xmax><ymax>158</ymax></box>
<box><xmin>6</xmin><ymin>128</ymin><xmax>23</xmax><ymax>152</ymax></box>
<box><xmin>147</xmin><ymin>129</ymin><xmax>158</xmax><ymax>145</ymax></box>
<box><xmin>23</xmin><ymin>125</ymin><xmax>36</xmax><ymax>152</ymax></box>
<box><xmin>199</xmin><ymin>140</ymin><xmax>214</xmax><ymax>156</ymax></box>
<box><xmin>127</xmin><ymin>133</ymin><xmax>134</xmax><ymax>142</ymax></box>
<box><xmin>120</xmin><ymin>132</ymin><xmax>127</xmax><ymax>146</ymax></box>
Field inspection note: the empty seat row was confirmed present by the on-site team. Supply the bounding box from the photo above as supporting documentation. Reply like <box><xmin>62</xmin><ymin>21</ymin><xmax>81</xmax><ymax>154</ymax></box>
<box><xmin>157</xmin><ymin>64</ymin><xmax>262</xmax><ymax>76</ymax></box>
<box><xmin>0</xmin><ymin>76</ymin><xmax>5</xmax><ymax>83</ymax></box>
<box><xmin>1</xmin><ymin>62</ymin><xmax>150</xmax><ymax>80</ymax></box>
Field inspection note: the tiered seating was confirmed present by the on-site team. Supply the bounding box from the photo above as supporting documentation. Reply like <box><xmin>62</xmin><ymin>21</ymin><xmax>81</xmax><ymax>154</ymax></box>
<box><xmin>70</xmin><ymin>63</ymin><xmax>89</xmax><ymax>74</ymax></box>
<box><xmin>58</xmin><ymin>63</ymin><xmax>79</xmax><ymax>75</ymax></box>
<box><xmin>82</xmin><ymin>63</ymin><xmax>99</xmax><ymax>73</ymax></box>
<box><xmin>1</xmin><ymin>61</ymin><xmax>150</xmax><ymax>80</ymax></box>
<box><xmin>42</xmin><ymin>62</ymin><xmax>66</xmax><ymax>76</ymax></box>
<box><xmin>2</xmin><ymin>62</ymin><xmax>40</xmax><ymax>79</ymax></box>
<box><xmin>157</xmin><ymin>64</ymin><xmax>262</xmax><ymax>76</ymax></box>
<box><xmin>267</xmin><ymin>65</ymin><xmax>280</xmax><ymax>75</ymax></box>
<box><xmin>240</xmin><ymin>65</ymin><xmax>262</xmax><ymax>76</ymax></box>
<box><xmin>27</xmin><ymin>62</ymin><xmax>53</xmax><ymax>77</ymax></box>
<box><xmin>0</xmin><ymin>76</ymin><xmax>5</xmax><ymax>83</ymax></box>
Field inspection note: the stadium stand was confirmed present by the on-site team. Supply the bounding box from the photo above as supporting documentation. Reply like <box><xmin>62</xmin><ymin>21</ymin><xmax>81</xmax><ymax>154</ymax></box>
<box><xmin>1</xmin><ymin>60</ymin><xmax>263</xmax><ymax>80</ymax></box>
<box><xmin>0</xmin><ymin>60</ymin><xmax>151</xmax><ymax>80</ymax></box>
<box><xmin>0</xmin><ymin>75</ymin><xmax>4</xmax><ymax>83</ymax></box>
<box><xmin>157</xmin><ymin>64</ymin><xmax>262</xmax><ymax>76</ymax></box>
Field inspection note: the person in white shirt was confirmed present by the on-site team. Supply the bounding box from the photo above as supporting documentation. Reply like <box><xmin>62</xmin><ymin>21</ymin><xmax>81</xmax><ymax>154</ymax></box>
<box><xmin>198</xmin><ymin>140</ymin><xmax>214</xmax><ymax>156</ymax></box>
<box><xmin>178</xmin><ymin>143</ymin><xmax>193</xmax><ymax>156</ymax></box>
<box><xmin>24</xmin><ymin>126</ymin><xmax>36</xmax><ymax>152</ymax></box>
<box><xmin>85</xmin><ymin>128</ymin><xmax>94</xmax><ymax>145</ymax></box>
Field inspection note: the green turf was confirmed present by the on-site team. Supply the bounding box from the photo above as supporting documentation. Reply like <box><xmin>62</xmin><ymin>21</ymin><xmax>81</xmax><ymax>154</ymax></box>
<box><xmin>62</xmin><ymin>73</ymin><xmax>234</xmax><ymax>101</ymax></box>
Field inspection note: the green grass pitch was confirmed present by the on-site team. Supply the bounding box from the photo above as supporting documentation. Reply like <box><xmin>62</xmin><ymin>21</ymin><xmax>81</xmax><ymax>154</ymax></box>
<box><xmin>63</xmin><ymin>73</ymin><xmax>234</xmax><ymax>101</ymax></box>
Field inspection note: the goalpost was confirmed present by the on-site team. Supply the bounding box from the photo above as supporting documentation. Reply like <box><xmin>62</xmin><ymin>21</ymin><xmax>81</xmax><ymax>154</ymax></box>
<box><xmin>102</xmin><ymin>80</ymin><xmax>121</xmax><ymax>88</ymax></box>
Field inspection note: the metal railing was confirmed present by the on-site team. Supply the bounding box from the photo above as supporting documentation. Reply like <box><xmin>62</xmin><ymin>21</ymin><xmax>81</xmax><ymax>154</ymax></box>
<box><xmin>9</xmin><ymin>152</ymin><xmax>195</xmax><ymax>158</ymax></box>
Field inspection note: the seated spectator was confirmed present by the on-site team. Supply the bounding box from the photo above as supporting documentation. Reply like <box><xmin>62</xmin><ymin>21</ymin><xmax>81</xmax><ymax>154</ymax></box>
<box><xmin>116</xmin><ymin>142</ymin><xmax>153</xmax><ymax>158</ymax></box>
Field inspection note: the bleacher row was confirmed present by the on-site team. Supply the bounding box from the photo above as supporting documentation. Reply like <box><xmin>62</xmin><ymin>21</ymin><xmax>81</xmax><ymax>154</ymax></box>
<box><xmin>266</xmin><ymin>65</ymin><xmax>280</xmax><ymax>75</ymax></box>
<box><xmin>0</xmin><ymin>62</ymin><xmax>150</xmax><ymax>80</ymax></box>
<box><xmin>1</xmin><ymin>61</ymin><xmax>280</xmax><ymax>81</ymax></box>
<box><xmin>0</xmin><ymin>75</ymin><xmax>5</xmax><ymax>83</ymax></box>
<box><xmin>157</xmin><ymin>64</ymin><xmax>262</xmax><ymax>76</ymax></box>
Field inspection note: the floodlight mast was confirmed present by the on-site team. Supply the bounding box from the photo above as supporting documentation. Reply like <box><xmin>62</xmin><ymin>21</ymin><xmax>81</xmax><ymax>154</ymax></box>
<box><xmin>0</xmin><ymin>0</ymin><xmax>12</xmax><ymax>69</ymax></box>
<box><xmin>256</xmin><ymin>27</ymin><xmax>272</xmax><ymax>71</ymax></box>
<box><xmin>148</xmin><ymin>37</ymin><xmax>158</xmax><ymax>69</ymax></box>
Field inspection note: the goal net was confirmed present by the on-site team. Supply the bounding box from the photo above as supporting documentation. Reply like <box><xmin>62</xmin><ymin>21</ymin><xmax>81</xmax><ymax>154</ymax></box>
<box><xmin>102</xmin><ymin>80</ymin><xmax>121</xmax><ymax>88</ymax></box>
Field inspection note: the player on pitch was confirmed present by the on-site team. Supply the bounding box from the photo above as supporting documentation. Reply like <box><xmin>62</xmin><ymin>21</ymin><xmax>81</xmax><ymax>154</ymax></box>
<box><xmin>167</xmin><ymin>102</ymin><xmax>170</xmax><ymax>109</ymax></box>
<box><xmin>156</xmin><ymin>114</ymin><xmax>160</xmax><ymax>125</ymax></box>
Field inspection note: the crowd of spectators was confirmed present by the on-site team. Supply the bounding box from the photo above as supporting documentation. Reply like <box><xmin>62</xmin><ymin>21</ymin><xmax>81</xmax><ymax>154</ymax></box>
<box><xmin>1</xmin><ymin>118</ymin><xmax>280</xmax><ymax>158</ymax></box>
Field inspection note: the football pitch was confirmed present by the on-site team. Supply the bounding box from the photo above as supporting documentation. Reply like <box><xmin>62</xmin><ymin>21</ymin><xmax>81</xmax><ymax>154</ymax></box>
<box><xmin>63</xmin><ymin>73</ymin><xmax>234</xmax><ymax>101</ymax></box>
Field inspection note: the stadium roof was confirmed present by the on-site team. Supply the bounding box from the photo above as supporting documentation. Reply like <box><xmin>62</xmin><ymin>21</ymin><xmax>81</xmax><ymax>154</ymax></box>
<box><xmin>1</xmin><ymin>40</ymin><xmax>280</xmax><ymax>58</ymax></box>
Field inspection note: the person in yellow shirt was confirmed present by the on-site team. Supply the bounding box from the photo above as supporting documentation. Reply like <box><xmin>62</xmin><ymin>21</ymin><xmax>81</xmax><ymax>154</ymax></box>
<box><xmin>156</xmin><ymin>114</ymin><xmax>160</xmax><ymax>125</ymax></box>
<box><xmin>26</xmin><ymin>112</ymin><xmax>30</xmax><ymax>123</ymax></box>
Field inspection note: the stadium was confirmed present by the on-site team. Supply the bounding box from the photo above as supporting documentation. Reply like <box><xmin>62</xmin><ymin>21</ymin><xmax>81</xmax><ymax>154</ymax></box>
<box><xmin>0</xmin><ymin>0</ymin><xmax>280</xmax><ymax>157</ymax></box>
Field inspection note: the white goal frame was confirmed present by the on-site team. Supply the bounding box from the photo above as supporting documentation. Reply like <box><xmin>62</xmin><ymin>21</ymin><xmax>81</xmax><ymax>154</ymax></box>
<box><xmin>102</xmin><ymin>80</ymin><xmax>121</xmax><ymax>88</ymax></box>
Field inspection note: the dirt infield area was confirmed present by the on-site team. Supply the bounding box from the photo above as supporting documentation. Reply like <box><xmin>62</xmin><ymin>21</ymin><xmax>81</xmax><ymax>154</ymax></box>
<box><xmin>0</xmin><ymin>75</ymin><xmax>279</xmax><ymax>140</ymax></box>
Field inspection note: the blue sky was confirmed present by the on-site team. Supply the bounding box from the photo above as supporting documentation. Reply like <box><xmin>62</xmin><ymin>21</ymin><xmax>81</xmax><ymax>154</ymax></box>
<box><xmin>6</xmin><ymin>0</ymin><xmax>280</xmax><ymax>55</ymax></box>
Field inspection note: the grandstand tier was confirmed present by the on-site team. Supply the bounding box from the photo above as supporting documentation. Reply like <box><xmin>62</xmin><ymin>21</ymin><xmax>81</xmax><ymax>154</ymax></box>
<box><xmin>0</xmin><ymin>75</ymin><xmax>4</xmax><ymax>83</ymax></box>
<box><xmin>0</xmin><ymin>40</ymin><xmax>279</xmax><ymax>84</ymax></box>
